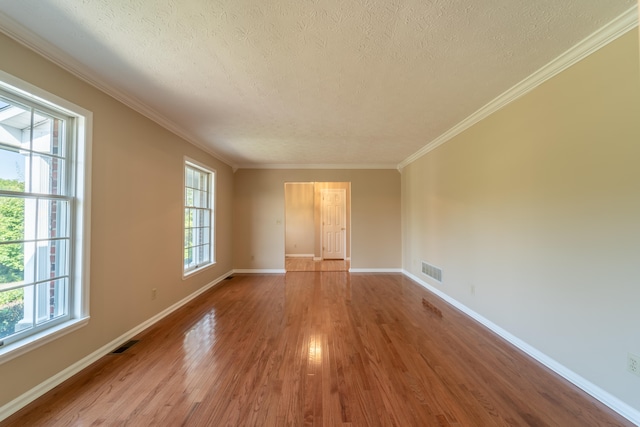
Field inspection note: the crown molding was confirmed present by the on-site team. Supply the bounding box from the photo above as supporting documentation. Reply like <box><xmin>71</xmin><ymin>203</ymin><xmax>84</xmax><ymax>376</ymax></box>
<box><xmin>235</xmin><ymin>163</ymin><xmax>399</xmax><ymax>171</ymax></box>
<box><xmin>398</xmin><ymin>5</ymin><xmax>639</xmax><ymax>170</ymax></box>
<box><xmin>0</xmin><ymin>12</ymin><xmax>237</xmax><ymax>170</ymax></box>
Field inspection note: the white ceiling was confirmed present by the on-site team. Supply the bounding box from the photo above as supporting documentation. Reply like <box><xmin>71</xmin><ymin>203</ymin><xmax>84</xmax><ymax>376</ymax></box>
<box><xmin>0</xmin><ymin>0</ymin><xmax>636</xmax><ymax>169</ymax></box>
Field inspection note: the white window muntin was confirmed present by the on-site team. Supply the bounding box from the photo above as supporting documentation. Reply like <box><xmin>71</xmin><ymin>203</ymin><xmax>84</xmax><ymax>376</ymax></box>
<box><xmin>183</xmin><ymin>159</ymin><xmax>215</xmax><ymax>276</ymax></box>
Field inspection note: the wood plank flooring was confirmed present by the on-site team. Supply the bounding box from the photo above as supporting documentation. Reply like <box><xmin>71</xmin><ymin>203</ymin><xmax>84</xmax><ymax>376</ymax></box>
<box><xmin>2</xmin><ymin>273</ymin><xmax>632</xmax><ymax>426</ymax></box>
<box><xmin>285</xmin><ymin>257</ymin><xmax>350</xmax><ymax>272</ymax></box>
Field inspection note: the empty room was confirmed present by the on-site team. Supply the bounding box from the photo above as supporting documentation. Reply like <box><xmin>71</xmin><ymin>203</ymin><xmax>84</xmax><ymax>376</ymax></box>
<box><xmin>0</xmin><ymin>1</ymin><xmax>639</xmax><ymax>425</ymax></box>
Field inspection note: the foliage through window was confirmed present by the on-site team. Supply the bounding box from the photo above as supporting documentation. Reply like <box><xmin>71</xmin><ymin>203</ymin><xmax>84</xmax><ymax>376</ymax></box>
<box><xmin>184</xmin><ymin>161</ymin><xmax>214</xmax><ymax>275</ymax></box>
<box><xmin>0</xmin><ymin>73</ymin><xmax>90</xmax><ymax>355</ymax></box>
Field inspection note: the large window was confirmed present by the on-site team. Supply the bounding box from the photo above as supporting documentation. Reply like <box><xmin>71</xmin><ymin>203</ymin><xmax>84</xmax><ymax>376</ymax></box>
<box><xmin>0</xmin><ymin>72</ymin><xmax>90</xmax><ymax>362</ymax></box>
<box><xmin>183</xmin><ymin>160</ymin><xmax>214</xmax><ymax>276</ymax></box>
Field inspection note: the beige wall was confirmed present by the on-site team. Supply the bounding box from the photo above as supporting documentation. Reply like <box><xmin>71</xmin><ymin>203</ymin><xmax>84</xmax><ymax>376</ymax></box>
<box><xmin>402</xmin><ymin>30</ymin><xmax>640</xmax><ymax>411</ymax></box>
<box><xmin>0</xmin><ymin>33</ymin><xmax>234</xmax><ymax>406</ymax></box>
<box><xmin>284</xmin><ymin>183</ymin><xmax>315</xmax><ymax>255</ymax></box>
<box><xmin>234</xmin><ymin>169</ymin><xmax>401</xmax><ymax>270</ymax></box>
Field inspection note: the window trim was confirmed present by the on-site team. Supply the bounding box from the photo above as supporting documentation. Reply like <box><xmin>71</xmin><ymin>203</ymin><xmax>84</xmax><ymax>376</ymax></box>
<box><xmin>182</xmin><ymin>157</ymin><xmax>215</xmax><ymax>278</ymax></box>
<box><xmin>0</xmin><ymin>70</ymin><xmax>92</xmax><ymax>364</ymax></box>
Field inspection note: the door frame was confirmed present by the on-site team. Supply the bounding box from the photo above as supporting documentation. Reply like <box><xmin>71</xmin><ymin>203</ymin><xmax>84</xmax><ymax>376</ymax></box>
<box><xmin>283</xmin><ymin>182</ymin><xmax>351</xmax><ymax>270</ymax></box>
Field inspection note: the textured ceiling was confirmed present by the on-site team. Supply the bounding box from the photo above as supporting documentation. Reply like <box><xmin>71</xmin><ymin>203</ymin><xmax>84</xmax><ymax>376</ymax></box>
<box><xmin>0</xmin><ymin>0</ymin><xmax>636</xmax><ymax>168</ymax></box>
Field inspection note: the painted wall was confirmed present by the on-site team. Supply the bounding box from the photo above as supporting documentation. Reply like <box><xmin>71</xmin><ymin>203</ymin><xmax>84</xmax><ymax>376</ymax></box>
<box><xmin>0</xmin><ymin>33</ymin><xmax>234</xmax><ymax>406</ymax></box>
<box><xmin>284</xmin><ymin>183</ymin><xmax>315</xmax><ymax>255</ymax></box>
<box><xmin>234</xmin><ymin>169</ymin><xmax>400</xmax><ymax>270</ymax></box>
<box><xmin>402</xmin><ymin>30</ymin><xmax>640</xmax><ymax>411</ymax></box>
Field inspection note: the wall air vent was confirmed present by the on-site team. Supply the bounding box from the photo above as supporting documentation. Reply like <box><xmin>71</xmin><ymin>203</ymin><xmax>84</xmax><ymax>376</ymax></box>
<box><xmin>421</xmin><ymin>261</ymin><xmax>442</xmax><ymax>283</ymax></box>
<box><xmin>111</xmin><ymin>340</ymin><xmax>139</xmax><ymax>354</ymax></box>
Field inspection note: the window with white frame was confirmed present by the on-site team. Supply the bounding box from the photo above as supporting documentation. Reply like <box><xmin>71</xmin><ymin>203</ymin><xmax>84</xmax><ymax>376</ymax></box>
<box><xmin>0</xmin><ymin>72</ymin><xmax>90</xmax><ymax>359</ymax></box>
<box><xmin>183</xmin><ymin>160</ymin><xmax>214</xmax><ymax>276</ymax></box>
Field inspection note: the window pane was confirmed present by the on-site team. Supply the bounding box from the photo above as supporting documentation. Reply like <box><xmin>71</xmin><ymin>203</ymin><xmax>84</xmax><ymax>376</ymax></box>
<box><xmin>193</xmin><ymin>228</ymin><xmax>201</xmax><ymax>246</ymax></box>
<box><xmin>186</xmin><ymin>167</ymin><xmax>194</xmax><ymax>188</ymax></box>
<box><xmin>184</xmin><ymin>229</ymin><xmax>192</xmax><ymax>248</ymax></box>
<box><xmin>36</xmin><ymin>239</ymin><xmax>68</xmax><ymax>282</ymax></box>
<box><xmin>36</xmin><ymin>199</ymin><xmax>69</xmax><ymax>240</ymax></box>
<box><xmin>184</xmin><ymin>208</ymin><xmax>189</xmax><ymax>228</ymax></box>
<box><xmin>191</xmin><ymin>190</ymin><xmax>208</xmax><ymax>209</ymax></box>
<box><xmin>199</xmin><ymin>209</ymin><xmax>210</xmax><ymax>227</ymax></box>
<box><xmin>198</xmin><ymin>171</ymin><xmax>208</xmax><ymax>192</ymax></box>
<box><xmin>0</xmin><ymin>242</ymin><xmax>30</xmax><ymax>286</ymax></box>
<box><xmin>185</xmin><ymin>187</ymin><xmax>194</xmax><ymax>206</ymax></box>
<box><xmin>0</xmin><ymin>146</ymin><xmax>27</xmax><ymax>190</ymax></box>
<box><xmin>0</xmin><ymin>196</ymin><xmax>25</xmax><ymax>243</ymax></box>
<box><xmin>0</xmin><ymin>286</ymin><xmax>27</xmax><ymax>339</ymax></box>
<box><xmin>197</xmin><ymin>245</ymin><xmax>209</xmax><ymax>264</ymax></box>
<box><xmin>31</xmin><ymin>113</ymin><xmax>65</xmax><ymax>156</ymax></box>
<box><xmin>30</xmin><ymin>154</ymin><xmax>66</xmax><ymax>195</ymax></box>
<box><xmin>200</xmin><ymin>189</ymin><xmax>208</xmax><ymax>208</ymax></box>
<box><xmin>184</xmin><ymin>247</ymin><xmax>193</xmax><ymax>268</ymax></box>
<box><xmin>191</xmin><ymin>169</ymin><xmax>201</xmax><ymax>190</ymax></box>
<box><xmin>190</xmin><ymin>191</ymin><xmax>198</xmax><ymax>208</ymax></box>
<box><xmin>195</xmin><ymin>227</ymin><xmax>210</xmax><ymax>246</ymax></box>
<box><xmin>36</xmin><ymin>277</ymin><xmax>67</xmax><ymax>324</ymax></box>
<box><xmin>0</xmin><ymin>99</ymin><xmax>31</xmax><ymax>149</ymax></box>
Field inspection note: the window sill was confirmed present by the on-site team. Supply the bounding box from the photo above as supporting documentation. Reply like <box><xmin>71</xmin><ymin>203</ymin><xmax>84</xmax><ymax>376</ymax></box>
<box><xmin>0</xmin><ymin>317</ymin><xmax>90</xmax><ymax>365</ymax></box>
<box><xmin>183</xmin><ymin>262</ymin><xmax>216</xmax><ymax>280</ymax></box>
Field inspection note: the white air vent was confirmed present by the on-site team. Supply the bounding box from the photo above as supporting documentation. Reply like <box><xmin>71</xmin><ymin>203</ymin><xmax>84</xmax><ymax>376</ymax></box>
<box><xmin>421</xmin><ymin>261</ymin><xmax>442</xmax><ymax>283</ymax></box>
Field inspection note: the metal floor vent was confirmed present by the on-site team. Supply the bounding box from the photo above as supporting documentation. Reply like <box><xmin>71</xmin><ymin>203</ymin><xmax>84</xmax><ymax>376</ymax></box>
<box><xmin>421</xmin><ymin>261</ymin><xmax>443</xmax><ymax>283</ymax></box>
<box><xmin>111</xmin><ymin>340</ymin><xmax>139</xmax><ymax>354</ymax></box>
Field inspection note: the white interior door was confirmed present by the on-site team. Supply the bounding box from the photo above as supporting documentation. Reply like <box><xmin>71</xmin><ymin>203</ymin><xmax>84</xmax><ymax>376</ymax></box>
<box><xmin>321</xmin><ymin>189</ymin><xmax>346</xmax><ymax>260</ymax></box>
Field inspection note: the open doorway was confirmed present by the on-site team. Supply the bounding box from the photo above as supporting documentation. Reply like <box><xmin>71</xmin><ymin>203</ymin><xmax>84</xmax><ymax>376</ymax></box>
<box><xmin>284</xmin><ymin>182</ymin><xmax>351</xmax><ymax>272</ymax></box>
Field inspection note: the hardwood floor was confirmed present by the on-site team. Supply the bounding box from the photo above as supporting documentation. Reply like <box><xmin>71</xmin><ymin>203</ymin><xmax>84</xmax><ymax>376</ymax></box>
<box><xmin>2</xmin><ymin>273</ymin><xmax>632</xmax><ymax>426</ymax></box>
<box><xmin>285</xmin><ymin>257</ymin><xmax>350</xmax><ymax>272</ymax></box>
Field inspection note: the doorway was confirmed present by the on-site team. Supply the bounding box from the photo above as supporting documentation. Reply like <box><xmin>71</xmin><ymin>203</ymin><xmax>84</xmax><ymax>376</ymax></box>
<box><xmin>284</xmin><ymin>182</ymin><xmax>351</xmax><ymax>272</ymax></box>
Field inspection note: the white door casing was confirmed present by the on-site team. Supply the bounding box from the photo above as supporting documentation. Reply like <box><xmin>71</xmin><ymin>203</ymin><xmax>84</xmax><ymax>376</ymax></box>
<box><xmin>321</xmin><ymin>189</ymin><xmax>346</xmax><ymax>259</ymax></box>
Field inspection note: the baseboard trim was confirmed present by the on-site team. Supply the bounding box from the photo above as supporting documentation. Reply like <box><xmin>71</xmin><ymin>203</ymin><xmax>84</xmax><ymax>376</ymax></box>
<box><xmin>284</xmin><ymin>254</ymin><xmax>315</xmax><ymax>258</ymax></box>
<box><xmin>233</xmin><ymin>269</ymin><xmax>287</xmax><ymax>274</ymax></box>
<box><xmin>402</xmin><ymin>270</ymin><xmax>640</xmax><ymax>426</ymax></box>
<box><xmin>0</xmin><ymin>269</ymin><xmax>234</xmax><ymax>423</ymax></box>
<box><xmin>349</xmin><ymin>268</ymin><xmax>403</xmax><ymax>273</ymax></box>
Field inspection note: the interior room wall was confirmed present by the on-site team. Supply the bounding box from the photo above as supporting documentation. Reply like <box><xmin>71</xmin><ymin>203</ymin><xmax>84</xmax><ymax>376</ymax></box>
<box><xmin>284</xmin><ymin>183</ymin><xmax>315</xmax><ymax>256</ymax></box>
<box><xmin>0</xmin><ymin>32</ymin><xmax>234</xmax><ymax>407</ymax></box>
<box><xmin>401</xmin><ymin>30</ymin><xmax>640</xmax><ymax>411</ymax></box>
<box><xmin>234</xmin><ymin>169</ymin><xmax>400</xmax><ymax>270</ymax></box>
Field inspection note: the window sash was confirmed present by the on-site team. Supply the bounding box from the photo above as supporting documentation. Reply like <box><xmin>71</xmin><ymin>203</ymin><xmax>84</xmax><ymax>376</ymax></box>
<box><xmin>0</xmin><ymin>90</ymin><xmax>73</xmax><ymax>345</ymax></box>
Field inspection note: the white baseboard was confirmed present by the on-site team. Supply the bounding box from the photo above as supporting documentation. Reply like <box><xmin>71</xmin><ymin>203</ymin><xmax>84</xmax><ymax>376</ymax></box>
<box><xmin>285</xmin><ymin>254</ymin><xmax>315</xmax><ymax>258</ymax></box>
<box><xmin>313</xmin><ymin>257</ymin><xmax>322</xmax><ymax>261</ymax></box>
<box><xmin>233</xmin><ymin>269</ymin><xmax>286</xmax><ymax>274</ymax></box>
<box><xmin>402</xmin><ymin>270</ymin><xmax>640</xmax><ymax>426</ymax></box>
<box><xmin>0</xmin><ymin>269</ymin><xmax>234</xmax><ymax>423</ymax></box>
<box><xmin>349</xmin><ymin>268</ymin><xmax>403</xmax><ymax>273</ymax></box>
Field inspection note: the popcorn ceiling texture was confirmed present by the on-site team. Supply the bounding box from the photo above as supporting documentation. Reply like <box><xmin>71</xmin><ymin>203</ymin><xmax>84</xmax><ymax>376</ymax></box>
<box><xmin>0</xmin><ymin>0</ymin><xmax>635</xmax><ymax>166</ymax></box>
